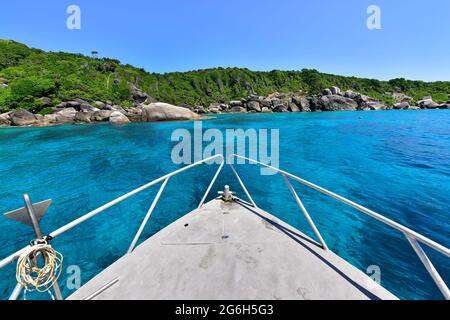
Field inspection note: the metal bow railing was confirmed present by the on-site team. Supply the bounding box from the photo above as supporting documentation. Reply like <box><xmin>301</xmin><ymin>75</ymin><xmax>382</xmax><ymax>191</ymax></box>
<box><xmin>228</xmin><ymin>154</ymin><xmax>450</xmax><ymax>300</ymax></box>
<box><xmin>0</xmin><ymin>155</ymin><xmax>225</xmax><ymax>300</ymax></box>
<box><xmin>1</xmin><ymin>154</ymin><xmax>449</xmax><ymax>300</ymax></box>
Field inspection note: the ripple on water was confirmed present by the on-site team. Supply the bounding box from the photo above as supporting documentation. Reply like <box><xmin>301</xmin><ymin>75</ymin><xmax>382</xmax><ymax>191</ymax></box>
<box><xmin>0</xmin><ymin>111</ymin><xmax>449</xmax><ymax>300</ymax></box>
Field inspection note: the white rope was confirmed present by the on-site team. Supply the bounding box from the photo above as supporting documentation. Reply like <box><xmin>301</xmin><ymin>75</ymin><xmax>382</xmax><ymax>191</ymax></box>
<box><xmin>16</xmin><ymin>239</ymin><xmax>63</xmax><ymax>297</ymax></box>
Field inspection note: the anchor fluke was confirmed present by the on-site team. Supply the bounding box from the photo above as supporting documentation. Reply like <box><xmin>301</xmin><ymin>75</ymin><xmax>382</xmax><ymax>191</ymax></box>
<box><xmin>3</xmin><ymin>199</ymin><xmax>52</xmax><ymax>226</ymax></box>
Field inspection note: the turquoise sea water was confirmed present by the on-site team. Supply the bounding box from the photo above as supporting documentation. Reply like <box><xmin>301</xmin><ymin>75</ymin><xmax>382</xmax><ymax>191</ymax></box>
<box><xmin>0</xmin><ymin>110</ymin><xmax>449</xmax><ymax>300</ymax></box>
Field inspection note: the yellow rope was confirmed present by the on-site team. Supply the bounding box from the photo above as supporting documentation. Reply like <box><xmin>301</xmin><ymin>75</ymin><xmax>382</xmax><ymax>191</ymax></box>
<box><xmin>16</xmin><ymin>240</ymin><xmax>63</xmax><ymax>294</ymax></box>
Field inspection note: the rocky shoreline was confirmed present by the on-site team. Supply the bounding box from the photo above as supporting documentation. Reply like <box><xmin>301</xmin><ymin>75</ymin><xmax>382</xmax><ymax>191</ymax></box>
<box><xmin>0</xmin><ymin>86</ymin><xmax>449</xmax><ymax>128</ymax></box>
<box><xmin>0</xmin><ymin>101</ymin><xmax>207</xmax><ymax>128</ymax></box>
<box><xmin>202</xmin><ymin>86</ymin><xmax>450</xmax><ymax>114</ymax></box>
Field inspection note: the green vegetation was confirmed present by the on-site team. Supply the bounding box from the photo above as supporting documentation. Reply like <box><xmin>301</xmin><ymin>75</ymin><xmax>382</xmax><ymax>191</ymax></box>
<box><xmin>0</xmin><ymin>39</ymin><xmax>449</xmax><ymax>113</ymax></box>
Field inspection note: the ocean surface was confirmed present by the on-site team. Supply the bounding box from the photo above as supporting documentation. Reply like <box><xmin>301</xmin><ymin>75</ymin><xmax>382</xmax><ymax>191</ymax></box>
<box><xmin>0</xmin><ymin>110</ymin><xmax>449</xmax><ymax>300</ymax></box>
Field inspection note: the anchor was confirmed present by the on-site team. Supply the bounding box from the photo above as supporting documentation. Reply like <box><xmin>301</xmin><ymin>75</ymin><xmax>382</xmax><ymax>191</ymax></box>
<box><xmin>3</xmin><ymin>194</ymin><xmax>63</xmax><ymax>300</ymax></box>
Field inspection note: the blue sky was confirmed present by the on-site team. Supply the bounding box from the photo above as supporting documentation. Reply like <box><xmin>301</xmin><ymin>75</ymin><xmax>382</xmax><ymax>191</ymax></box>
<box><xmin>1</xmin><ymin>0</ymin><xmax>449</xmax><ymax>81</ymax></box>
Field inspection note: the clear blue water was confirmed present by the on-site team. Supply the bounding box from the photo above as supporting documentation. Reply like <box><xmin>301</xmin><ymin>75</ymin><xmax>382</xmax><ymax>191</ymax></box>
<box><xmin>0</xmin><ymin>110</ymin><xmax>449</xmax><ymax>300</ymax></box>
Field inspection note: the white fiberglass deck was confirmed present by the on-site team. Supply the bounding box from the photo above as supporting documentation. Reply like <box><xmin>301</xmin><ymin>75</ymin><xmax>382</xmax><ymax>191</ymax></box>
<box><xmin>68</xmin><ymin>198</ymin><xmax>397</xmax><ymax>300</ymax></box>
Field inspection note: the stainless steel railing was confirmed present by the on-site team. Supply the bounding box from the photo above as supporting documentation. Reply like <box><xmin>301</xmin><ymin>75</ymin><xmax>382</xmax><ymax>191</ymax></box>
<box><xmin>1</xmin><ymin>154</ymin><xmax>449</xmax><ymax>299</ymax></box>
<box><xmin>228</xmin><ymin>154</ymin><xmax>450</xmax><ymax>300</ymax></box>
<box><xmin>0</xmin><ymin>155</ymin><xmax>225</xmax><ymax>300</ymax></box>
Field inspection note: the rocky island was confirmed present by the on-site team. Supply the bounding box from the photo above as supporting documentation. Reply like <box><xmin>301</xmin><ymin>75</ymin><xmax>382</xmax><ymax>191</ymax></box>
<box><xmin>201</xmin><ymin>87</ymin><xmax>449</xmax><ymax>114</ymax></box>
<box><xmin>1</xmin><ymin>40</ymin><xmax>449</xmax><ymax>128</ymax></box>
<box><xmin>0</xmin><ymin>102</ymin><xmax>203</xmax><ymax>127</ymax></box>
<box><xmin>0</xmin><ymin>85</ymin><xmax>449</xmax><ymax>128</ymax></box>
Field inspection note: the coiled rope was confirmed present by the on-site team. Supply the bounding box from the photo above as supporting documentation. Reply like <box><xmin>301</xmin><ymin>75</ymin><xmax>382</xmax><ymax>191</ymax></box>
<box><xmin>16</xmin><ymin>239</ymin><xmax>63</xmax><ymax>297</ymax></box>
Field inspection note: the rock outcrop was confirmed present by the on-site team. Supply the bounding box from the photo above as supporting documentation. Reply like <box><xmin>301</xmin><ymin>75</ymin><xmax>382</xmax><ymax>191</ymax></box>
<box><xmin>38</xmin><ymin>97</ymin><xmax>52</xmax><ymax>108</ymax></box>
<box><xmin>9</xmin><ymin>109</ymin><xmax>39</xmax><ymax>126</ymax></box>
<box><xmin>109</xmin><ymin>111</ymin><xmax>131</xmax><ymax>124</ymax></box>
<box><xmin>200</xmin><ymin>86</ymin><xmax>447</xmax><ymax>115</ymax></box>
<box><xmin>367</xmin><ymin>102</ymin><xmax>388</xmax><ymax>110</ymax></box>
<box><xmin>80</xmin><ymin>104</ymin><xmax>99</xmax><ymax>113</ymax></box>
<box><xmin>319</xmin><ymin>95</ymin><xmax>358</xmax><ymax>111</ymax></box>
<box><xmin>92</xmin><ymin>110</ymin><xmax>113</xmax><ymax>122</ymax></box>
<box><xmin>74</xmin><ymin>111</ymin><xmax>93</xmax><ymax>123</ymax></box>
<box><xmin>125</xmin><ymin>107</ymin><xmax>144</xmax><ymax>122</ymax></box>
<box><xmin>207</xmin><ymin>104</ymin><xmax>222</xmax><ymax>114</ymax></box>
<box><xmin>394</xmin><ymin>102</ymin><xmax>410</xmax><ymax>110</ymax></box>
<box><xmin>1</xmin><ymin>86</ymin><xmax>447</xmax><ymax>128</ymax></box>
<box><xmin>131</xmin><ymin>85</ymin><xmax>155</xmax><ymax>105</ymax></box>
<box><xmin>247</xmin><ymin>101</ymin><xmax>262</xmax><ymax>112</ymax></box>
<box><xmin>393</xmin><ymin>92</ymin><xmax>413</xmax><ymax>102</ymax></box>
<box><xmin>0</xmin><ymin>113</ymin><xmax>11</xmax><ymax>126</ymax></box>
<box><xmin>230</xmin><ymin>106</ymin><xmax>247</xmax><ymax>113</ymax></box>
<box><xmin>417</xmin><ymin>98</ymin><xmax>440</xmax><ymax>109</ymax></box>
<box><xmin>206</xmin><ymin>88</ymin><xmax>375</xmax><ymax>114</ymax></box>
<box><xmin>141</xmin><ymin>103</ymin><xmax>202</xmax><ymax>122</ymax></box>
<box><xmin>292</xmin><ymin>96</ymin><xmax>311</xmax><ymax>112</ymax></box>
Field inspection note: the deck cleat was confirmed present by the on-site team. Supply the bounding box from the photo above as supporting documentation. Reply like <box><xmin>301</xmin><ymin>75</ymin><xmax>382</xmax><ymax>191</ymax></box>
<box><xmin>218</xmin><ymin>185</ymin><xmax>235</xmax><ymax>202</ymax></box>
